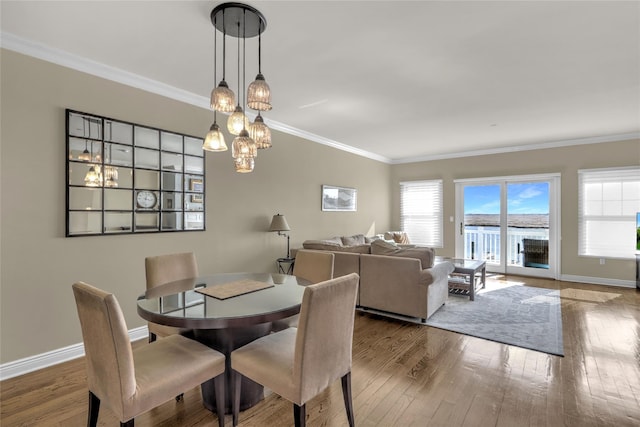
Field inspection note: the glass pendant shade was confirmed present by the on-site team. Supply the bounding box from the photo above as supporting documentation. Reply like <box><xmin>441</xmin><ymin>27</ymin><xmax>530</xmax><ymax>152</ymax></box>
<box><xmin>231</xmin><ymin>130</ymin><xmax>257</xmax><ymax>160</ymax></box>
<box><xmin>203</xmin><ymin>122</ymin><xmax>228</xmax><ymax>152</ymax></box>
<box><xmin>227</xmin><ymin>105</ymin><xmax>250</xmax><ymax>135</ymax></box>
<box><xmin>211</xmin><ymin>80</ymin><xmax>236</xmax><ymax>112</ymax></box>
<box><xmin>234</xmin><ymin>156</ymin><xmax>255</xmax><ymax>173</ymax></box>
<box><xmin>84</xmin><ymin>165</ymin><xmax>101</xmax><ymax>187</ymax></box>
<box><xmin>104</xmin><ymin>166</ymin><xmax>118</xmax><ymax>187</ymax></box>
<box><xmin>247</xmin><ymin>73</ymin><xmax>272</xmax><ymax>111</ymax></box>
<box><xmin>249</xmin><ymin>113</ymin><xmax>271</xmax><ymax>149</ymax></box>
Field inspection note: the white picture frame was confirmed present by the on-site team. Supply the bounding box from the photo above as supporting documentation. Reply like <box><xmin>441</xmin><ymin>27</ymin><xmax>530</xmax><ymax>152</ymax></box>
<box><xmin>322</xmin><ymin>185</ymin><xmax>357</xmax><ymax>212</ymax></box>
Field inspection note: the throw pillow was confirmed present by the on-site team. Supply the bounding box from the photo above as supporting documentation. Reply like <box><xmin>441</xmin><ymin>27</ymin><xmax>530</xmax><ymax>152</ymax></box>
<box><xmin>341</xmin><ymin>234</ymin><xmax>365</xmax><ymax>246</ymax></box>
<box><xmin>384</xmin><ymin>231</ymin><xmax>411</xmax><ymax>244</ymax></box>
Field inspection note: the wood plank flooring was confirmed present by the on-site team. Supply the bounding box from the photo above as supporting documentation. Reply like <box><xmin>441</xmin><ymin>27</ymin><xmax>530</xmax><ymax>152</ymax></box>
<box><xmin>1</xmin><ymin>276</ymin><xmax>639</xmax><ymax>426</ymax></box>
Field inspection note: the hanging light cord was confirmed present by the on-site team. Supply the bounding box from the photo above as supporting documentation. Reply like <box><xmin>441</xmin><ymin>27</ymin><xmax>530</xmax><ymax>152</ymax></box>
<box><xmin>222</xmin><ymin>9</ymin><xmax>227</xmax><ymax>82</ymax></box>
<box><xmin>236</xmin><ymin>20</ymin><xmax>241</xmax><ymax>108</ymax></box>
<box><xmin>213</xmin><ymin>14</ymin><xmax>218</xmax><ymax>122</ymax></box>
<box><xmin>242</xmin><ymin>9</ymin><xmax>247</xmax><ymax>127</ymax></box>
<box><xmin>258</xmin><ymin>27</ymin><xmax>262</xmax><ymax>74</ymax></box>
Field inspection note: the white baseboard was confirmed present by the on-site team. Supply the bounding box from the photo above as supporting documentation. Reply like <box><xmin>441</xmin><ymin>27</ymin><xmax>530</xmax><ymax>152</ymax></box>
<box><xmin>560</xmin><ymin>274</ymin><xmax>636</xmax><ymax>288</ymax></box>
<box><xmin>0</xmin><ymin>326</ymin><xmax>148</xmax><ymax>381</ymax></box>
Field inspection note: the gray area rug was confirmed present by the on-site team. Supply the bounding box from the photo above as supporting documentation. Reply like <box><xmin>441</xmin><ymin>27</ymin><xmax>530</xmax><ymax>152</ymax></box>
<box><xmin>426</xmin><ymin>285</ymin><xmax>564</xmax><ymax>356</ymax></box>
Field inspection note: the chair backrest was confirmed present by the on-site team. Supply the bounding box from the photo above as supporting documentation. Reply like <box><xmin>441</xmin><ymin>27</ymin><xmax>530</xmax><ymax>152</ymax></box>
<box><xmin>293</xmin><ymin>273</ymin><xmax>359</xmax><ymax>404</ymax></box>
<box><xmin>292</xmin><ymin>250</ymin><xmax>334</xmax><ymax>284</ymax></box>
<box><xmin>145</xmin><ymin>252</ymin><xmax>198</xmax><ymax>290</ymax></box>
<box><xmin>72</xmin><ymin>282</ymin><xmax>135</xmax><ymax>416</ymax></box>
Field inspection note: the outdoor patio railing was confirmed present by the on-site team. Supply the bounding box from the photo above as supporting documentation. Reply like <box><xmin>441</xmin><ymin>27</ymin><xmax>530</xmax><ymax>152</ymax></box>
<box><xmin>464</xmin><ymin>227</ymin><xmax>548</xmax><ymax>266</ymax></box>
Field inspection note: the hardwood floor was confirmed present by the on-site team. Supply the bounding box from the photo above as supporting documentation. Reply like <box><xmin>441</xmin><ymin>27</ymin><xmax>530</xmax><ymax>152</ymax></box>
<box><xmin>2</xmin><ymin>276</ymin><xmax>639</xmax><ymax>426</ymax></box>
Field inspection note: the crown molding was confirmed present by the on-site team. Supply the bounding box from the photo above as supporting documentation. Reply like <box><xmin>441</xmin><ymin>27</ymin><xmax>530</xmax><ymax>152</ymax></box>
<box><xmin>1</xmin><ymin>31</ymin><xmax>391</xmax><ymax>164</ymax></box>
<box><xmin>3</xmin><ymin>32</ymin><xmax>636</xmax><ymax>166</ymax></box>
<box><xmin>390</xmin><ymin>133</ymin><xmax>640</xmax><ymax>164</ymax></box>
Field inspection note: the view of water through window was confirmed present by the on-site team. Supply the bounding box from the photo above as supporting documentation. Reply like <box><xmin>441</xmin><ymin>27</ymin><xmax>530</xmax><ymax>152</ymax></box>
<box><xmin>463</xmin><ymin>183</ymin><xmax>550</xmax><ymax>268</ymax></box>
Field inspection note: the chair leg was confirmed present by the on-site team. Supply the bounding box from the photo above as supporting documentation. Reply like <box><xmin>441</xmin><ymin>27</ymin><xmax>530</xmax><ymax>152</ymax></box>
<box><xmin>88</xmin><ymin>391</ymin><xmax>100</xmax><ymax>427</ymax></box>
<box><xmin>175</xmin><ymin>393</ymin><xmax>184</xmax><ymax>402</ymax></box>
<box><xmin>214</xmin><ymin>373</ymin><xmax>225</xmax><ymax>427</ymax></box>
<box><xmin>120</xmin><ymin>420</ymin><xmax>134</xmax><ymax>427</ymax></box>
<box><xmin>232</xmin><ymin>370</ymin><xmax>242</xmax><ymax>427</ymax></box>
<box><xmin>293</xmin><ymin>403</ymin><xmax>306</xmax><ymax>427</ymax></box>
<box><xmin>148</xmin><ymin>332</ymin><xmax>157</xmax><ymax>343</ymax></box>
<box><xmin>341</xmin><ymin>372</ymin><xmax>355</xmax><ymax>427</ymax></box>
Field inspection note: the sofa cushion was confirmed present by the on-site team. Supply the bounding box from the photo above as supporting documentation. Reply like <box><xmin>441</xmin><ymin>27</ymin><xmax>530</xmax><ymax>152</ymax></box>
<box><xmin>370</xmin><ymin>239</ymin><xmax>398</xmax><ymax>253</ymax></box>
<box><xmin>302</xmin><ymin>240</ymin><xmax>343</xmax><ymax>251</ymax></box>
<box><xmin>341</xmin><ymin>234</ymin><xmax>365</xmax><ymax>246</ymax></box>
<box><xmin>371</xmin><ymin>239</ymin><xmax>435</xmax><ymax>268</ymax></box>
<box><xmin>335</xmin><ymin>244</ymin><xmax>371</xmax><ymax>254</ymax></box>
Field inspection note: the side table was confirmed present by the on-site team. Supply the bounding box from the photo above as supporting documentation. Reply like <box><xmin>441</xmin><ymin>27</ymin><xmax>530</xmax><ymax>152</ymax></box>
<box><xmin>276</xmin><ymin>257</ymin><xmax>295</xmax><ymax>275</ymax></box>
<box><xmin>436</xmin><ymin>257</ymin><xmax>486</xmax><ymax>301</ymax></box>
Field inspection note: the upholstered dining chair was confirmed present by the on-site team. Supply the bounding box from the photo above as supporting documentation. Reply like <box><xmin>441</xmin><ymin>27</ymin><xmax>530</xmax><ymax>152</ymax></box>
<box><xmin>72</xmin><ymin>281</ymin><xmax>226</xmax><ymax>427</ymax></box>
<box><xmin>145</xmin><ymin>251</ymin><xmax>199</xmax><ymax>342</ymax></box>
<box><xmin>292</xmin><ymin>249</ymin><xmax>335</xmax><ymax>283</ymax></box>
<box><xmin>271</xmin><ymin>249</ymin><xmax>335</xmax><ymax>332</ymax></box>
<box><xmin>231</xmin><ymin>273</ymin><xmax>359</xmax><ymax>427</ymax></box>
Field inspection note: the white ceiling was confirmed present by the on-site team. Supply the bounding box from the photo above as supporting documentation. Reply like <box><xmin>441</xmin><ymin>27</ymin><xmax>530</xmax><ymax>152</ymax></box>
<box><xmin>2</xmin><ymin>1</ymin><xmax>639</xmax><ymax>163</ymax></box>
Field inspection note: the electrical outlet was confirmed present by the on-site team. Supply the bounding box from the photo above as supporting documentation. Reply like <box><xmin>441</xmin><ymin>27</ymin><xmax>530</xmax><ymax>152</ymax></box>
<box><xmin>599</xmin><ymin>258</ymin><xmax>605</xmax><ymax>265</ymax></box>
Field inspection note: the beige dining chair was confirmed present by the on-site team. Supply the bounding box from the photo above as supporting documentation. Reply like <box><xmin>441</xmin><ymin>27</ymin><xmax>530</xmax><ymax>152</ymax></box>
<box><xmin>271</xmin><ymin>249</ymin><xmax>334</xmax><ymax>332</ymax></box>
<box><xmin>231</xmin><ymin>273</ymin><xmax>359</xmax><ymax>427</ymax></box>
<box><xmin>145</xmin><ymin>252</ymin><xmax>198</xmax><ymax>342</ymax></box>
<box><xmin>292</xmin><ymin>249</ymin><xmax>335</xmax><ymax>284</ymax></box>
<box><xmin>72</xmin><ymin>281</ymin><xmax>226</xmax><ymax>427</ymax></box>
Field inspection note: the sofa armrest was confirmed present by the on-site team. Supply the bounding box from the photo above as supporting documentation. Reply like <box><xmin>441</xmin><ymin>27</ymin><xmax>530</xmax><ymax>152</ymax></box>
<box><xmin>422</xmin><ymin>261</ymin><xmax>455</xmax><ymax>287</ymax></box>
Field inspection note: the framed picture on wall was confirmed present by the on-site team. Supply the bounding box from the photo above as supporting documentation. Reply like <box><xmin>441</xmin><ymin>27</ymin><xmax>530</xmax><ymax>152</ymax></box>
<box><xmin>322</xmin><ymin>185</ymin><xmax>357</xmax><ymax>212</ymax></box>
<box><xmin>190</xmin><ymin>178</ymin><xmax>203</xmax><ymax>192</ymax></box>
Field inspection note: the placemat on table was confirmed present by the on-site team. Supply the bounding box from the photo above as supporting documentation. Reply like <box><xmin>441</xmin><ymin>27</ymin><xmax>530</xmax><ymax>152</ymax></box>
<box><xmin>195</xmin><ymin>279</ymin><xmax>274</xmax><ymax>300</ymax></box>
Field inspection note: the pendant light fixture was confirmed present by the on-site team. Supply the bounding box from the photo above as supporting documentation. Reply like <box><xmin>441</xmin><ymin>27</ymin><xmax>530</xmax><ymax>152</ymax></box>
<box><xmin>84</xmin><ymin>141</ymin><xmax>101</xmax><ymax>187</ymax></box>
<box><xmin>210</xmin><ymin>9</ymin><xmax>235</xmax><ymax>113</ymax></box>
<box><xmin>78</xmin><ymin>140</ymin><xmax>92</xmax><ymax>161</ymax></box>
<box><xmin>247</xmin><ymin>26</ymin><xmax>272</xmax><ymax>111</ymax></box>
<box><xmin>206</xmin><ymin>2</ymin><xmax>271</xmax><ymax>173</ymax></box>
<box><xmin>231</xmin><ymin>9</ymin><xmax>257</xmax><ymax>172</ymax></box>
<box><xmin>78</xmin><ymin>118</ymin><xmax>92</xmax><ymax>161</ymax></box>
<box><xmin>227</xmin><ymin>20</ymin><xmax>249</xmax><ymax>136</ymax></box>
<box><xmin>203</xmin><ymin>12</ymin><xmax>228</xmax><ymax>152</ymax></box>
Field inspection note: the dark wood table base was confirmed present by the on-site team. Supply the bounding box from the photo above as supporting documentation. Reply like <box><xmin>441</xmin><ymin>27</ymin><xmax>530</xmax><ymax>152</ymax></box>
<box><xmin>195</xmin><ymin>323</ymin><xmax>272</xmax><ymax>414</ymax></box>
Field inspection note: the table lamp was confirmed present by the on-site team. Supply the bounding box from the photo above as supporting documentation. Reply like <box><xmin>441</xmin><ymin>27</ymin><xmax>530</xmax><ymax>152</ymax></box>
<box><xmin>269</xmin><ymin>214</ymin><xmax>291</xmax><ymax>259</ymax></box>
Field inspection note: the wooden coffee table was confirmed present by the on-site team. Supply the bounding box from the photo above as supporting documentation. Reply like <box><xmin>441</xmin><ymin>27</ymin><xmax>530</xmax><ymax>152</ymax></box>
<box><xmin>437</xmin><ymin>257</ymin><xmax>486</xmax><ymax>301</ymax></box>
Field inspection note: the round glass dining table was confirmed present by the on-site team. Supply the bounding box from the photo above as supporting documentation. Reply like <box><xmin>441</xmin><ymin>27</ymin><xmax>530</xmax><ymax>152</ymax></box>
<box><xmin>137</xmin><ymin>272</ymin><xmax>309</xmax><ymax>414</ymax></box>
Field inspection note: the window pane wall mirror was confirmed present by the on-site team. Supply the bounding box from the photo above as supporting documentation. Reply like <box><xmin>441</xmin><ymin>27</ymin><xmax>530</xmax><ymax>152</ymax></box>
<box><xmin>66</xmin><ymin>109</ymin><xmax>206</xmax><ymax>236</ymax></box>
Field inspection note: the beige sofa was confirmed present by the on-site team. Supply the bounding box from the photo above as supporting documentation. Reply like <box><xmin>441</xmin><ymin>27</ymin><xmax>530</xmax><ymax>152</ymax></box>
<box><xmin>295</xmin><ymin>235</ymin><xmax>454</xmax><ymax>322</ymax></box>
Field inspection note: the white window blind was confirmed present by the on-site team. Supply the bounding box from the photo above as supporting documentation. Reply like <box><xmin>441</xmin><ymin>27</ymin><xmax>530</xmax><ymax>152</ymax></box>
<box><xmin>578</xmin><ymin>167</ymin><xmax>640</xmax><ymax>259</ymax></box>
<box><xmin>400</xmin><ymin>180</ymin><xmax>443</xmax><ymax>247</ymax></box>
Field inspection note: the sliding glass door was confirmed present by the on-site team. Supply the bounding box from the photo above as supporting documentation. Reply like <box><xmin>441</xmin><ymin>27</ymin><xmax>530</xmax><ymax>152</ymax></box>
<box><xmin>455</xmin><ymin>174</ymin><xmax>560</xmax><ymax>279</ymax></box>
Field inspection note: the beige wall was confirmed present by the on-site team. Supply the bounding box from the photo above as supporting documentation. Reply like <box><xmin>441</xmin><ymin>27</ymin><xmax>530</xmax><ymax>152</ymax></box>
<box><xmin>390</xmin><ymin>139</ymin><xmax>640</xmax><ymax>281</ymax></box>
<box><xmin>2</xmin><ymin>48</ymin><xmax>637</xmax><ymax>366</ymax></box>
<box><xmin>0</xmin><ymin>50</ymin><xmax>391</xmax><ymax>363</ymax></box>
